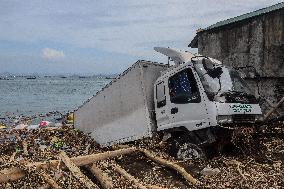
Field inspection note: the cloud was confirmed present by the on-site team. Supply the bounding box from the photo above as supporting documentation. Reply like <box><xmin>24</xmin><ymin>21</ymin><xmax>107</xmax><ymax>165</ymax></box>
<box><xmin>0</xmin><ymin>0</ymin><xmax>283</xmax><ymax>73</ymax></box>
<box><xmin>41</xmin><ymin>48</ymin><xmax>65</xmax><ymax>60</ymax></box>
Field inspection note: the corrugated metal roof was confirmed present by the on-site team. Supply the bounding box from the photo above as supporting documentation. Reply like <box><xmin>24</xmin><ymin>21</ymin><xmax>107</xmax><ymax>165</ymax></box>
<box><xmin>199</xmin><ymin>2</ymin><xmax>284</xmax><ymax>33</ymax></box>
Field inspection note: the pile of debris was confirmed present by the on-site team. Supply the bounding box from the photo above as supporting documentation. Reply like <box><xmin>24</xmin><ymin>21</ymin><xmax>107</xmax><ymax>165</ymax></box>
<box><xmin>0</xmin><ymin>120</ymin><xmax>283</xmax><ymax>188</ymax></box>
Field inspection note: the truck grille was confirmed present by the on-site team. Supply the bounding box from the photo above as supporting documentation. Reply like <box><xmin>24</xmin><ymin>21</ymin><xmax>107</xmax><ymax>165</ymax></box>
<box><xmin>232</xmin><ymin>114</ymin><xmax>255</xmax><ymax>123</ymax></box>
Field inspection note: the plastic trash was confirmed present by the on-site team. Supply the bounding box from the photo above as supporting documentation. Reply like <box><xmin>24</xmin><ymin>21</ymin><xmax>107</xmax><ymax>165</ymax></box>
<box><xmin>0</xmin><ymin>124</ymin><xmax>7</xmax><ymax>129</ymax></box>
<box><xmin>27</xmin><ymin>124</ymin><xmax>39</xmax><ymax>130</ymax></box>
<box><xmin>39</xmin><ymin>121</ymin><xmax>51</xmax><ymax>127</ymax></box>
<box><xmin>66</xmin><ymin>112</ymin><xmax>74</xmax><ymax>124</ymax></box>
<box><xmin>54</xmin><ymin>123</ymin><xmax>63</xmax><ymax>127</ymax></box>
<box><xmin>14</xmin><ymin>124</ymin><xmax>28</xmax><ymax>130</ymax></box>
<box><xmin>39</xmin><ymin>145</ymin><xmax>48</xmax><ymax>151</ymax></box>
<box><xmin>200</xmin><ymin>165</ymin><xmax>221</xmax><ymax>176</ymax></box>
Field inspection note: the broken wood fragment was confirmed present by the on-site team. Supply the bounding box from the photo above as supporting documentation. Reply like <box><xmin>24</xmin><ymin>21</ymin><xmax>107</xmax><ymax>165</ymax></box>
<box><xmin>9</xmin><ymin>152</ymin><xmax>16</xmax><ymax>162</ymax></box>
<box><xmin>59</xmin><ymin>151</ymin><xmax>99</xmax><ymax>189</ymax></box>
<box><xmin>88</xmin><ymin>163</ymin><xmax>114</xmax><ymax>189</ymax></box>
<box><xmin>22</xmin><ymin>141</ymin><xmax>28</xmax><ymax>156</ymax></box>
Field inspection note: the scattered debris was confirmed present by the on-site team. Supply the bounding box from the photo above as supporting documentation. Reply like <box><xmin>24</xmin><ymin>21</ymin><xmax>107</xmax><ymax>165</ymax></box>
<box><xmin>200</xmin><ymin>166</ymin><xmax>220</xmax><ymax>176</ymax></box>
<box><xmin>0</xmin><ymin>113</ymin><xmax>283</xmax><ymax>188</ymax></box>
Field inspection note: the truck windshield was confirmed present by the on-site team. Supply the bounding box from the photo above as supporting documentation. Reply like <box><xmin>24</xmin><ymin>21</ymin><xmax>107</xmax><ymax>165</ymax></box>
<box><xmin>194</xmin><ymin>63</ymin><xmax>252</xmax><ymax>96</ymax></box>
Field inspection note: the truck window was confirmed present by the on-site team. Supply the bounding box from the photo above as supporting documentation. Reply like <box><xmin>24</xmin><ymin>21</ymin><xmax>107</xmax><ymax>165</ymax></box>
<box><xmin>156</xmin><ymin>82</ymin><xmax>166</xmax><ymax>108</ymax></box>
<box><xmin>168</xmin><ymin>68</ymin><xmax>200</xmax><ymax>104</ymax></box>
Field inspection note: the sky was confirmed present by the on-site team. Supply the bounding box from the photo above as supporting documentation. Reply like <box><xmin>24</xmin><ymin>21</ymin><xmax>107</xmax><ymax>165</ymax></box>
<box><xmin>0</xmin><ymin>0</ymin><xmax>282</xmax><ymax>74</ymax></box>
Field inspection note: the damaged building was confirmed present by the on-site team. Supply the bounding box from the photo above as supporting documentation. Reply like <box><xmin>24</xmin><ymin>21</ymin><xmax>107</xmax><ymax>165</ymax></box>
<box><xmin>189</xmin><ymin>2</ymin><xmax>284</xmax><ymax>112</ymax></box>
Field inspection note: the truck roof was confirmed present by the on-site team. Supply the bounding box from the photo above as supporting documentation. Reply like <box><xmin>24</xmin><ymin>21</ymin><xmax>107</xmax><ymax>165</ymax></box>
<box><xmin>75</xmin><ymin>60</ymin><xmax>167</xmax><ymax>112</ymax></box>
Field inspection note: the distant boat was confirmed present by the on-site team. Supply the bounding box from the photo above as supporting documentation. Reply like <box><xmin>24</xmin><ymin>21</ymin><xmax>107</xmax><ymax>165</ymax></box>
<box><xmin>60</xmin><ymin>76</ymin><xmax>67</xmax><ymax>78</ymax></box>
<box><xmin>79</xmin><ymin>76</ymin><xmax>87</xmax><ymax>78</ymax></box>
<box><xmin>105</xmin><ymin>77</ymin><xmax>115</xmax><ymax>79</ymax></box>
<box><xmin>26</xmin><ymin>76</ymin><xmax>36</xmax><ymax>80</ymax></box>
<box><xmin>0</xmin><ymin>77</ymin><xmax>9</xmax><ymax>80</ymax></box>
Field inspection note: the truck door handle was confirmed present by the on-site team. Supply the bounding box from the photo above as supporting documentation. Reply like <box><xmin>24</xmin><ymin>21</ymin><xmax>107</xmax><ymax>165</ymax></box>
<box><xmin>171</xmin><ymin>107</ymin><xmax>178</xmax><ymax>114</ymax></box>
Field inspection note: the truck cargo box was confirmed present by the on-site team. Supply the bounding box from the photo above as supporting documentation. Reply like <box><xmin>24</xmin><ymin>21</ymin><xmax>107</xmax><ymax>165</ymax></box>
<box><xmin>74</xmin><ymin>60</ymin><xmax>168</xmax><ymax>146</ymax></box>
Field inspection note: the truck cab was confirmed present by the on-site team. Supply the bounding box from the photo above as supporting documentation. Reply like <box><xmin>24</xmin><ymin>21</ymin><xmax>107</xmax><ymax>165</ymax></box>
<box><xmin>153</xmin><ymin>47</ymin><xmax>262</xmax><ymax>148</ymax></box>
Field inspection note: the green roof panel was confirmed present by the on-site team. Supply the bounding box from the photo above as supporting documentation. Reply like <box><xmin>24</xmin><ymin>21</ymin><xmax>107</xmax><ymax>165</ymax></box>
<box><xmin>201</xmin><ymin>2</ymin><xmax>284</xmax><ymax>32</ymax></box>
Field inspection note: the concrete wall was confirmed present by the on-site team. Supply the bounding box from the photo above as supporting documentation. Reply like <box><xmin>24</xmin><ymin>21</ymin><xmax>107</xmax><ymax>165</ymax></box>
<box><xmin>246</xmin><ymin>78</ymin><xmax>284</xmax><ymax>109</ymax></box>
<box><xmin>198</xmin><ymin>9</ymin><xmax>283</xmax><ymax>78</ymax></box>
<box><xmin>196</xmin><ymin>9</ymin><xmax>284</xmax><ymax>111</ymax></box>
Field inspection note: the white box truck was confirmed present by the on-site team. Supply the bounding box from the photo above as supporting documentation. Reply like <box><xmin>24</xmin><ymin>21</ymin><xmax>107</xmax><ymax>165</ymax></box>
<box><xmin>75</xmin><ymin>47</ymin><xmax>263</xmax><ymax>159</ymax></box>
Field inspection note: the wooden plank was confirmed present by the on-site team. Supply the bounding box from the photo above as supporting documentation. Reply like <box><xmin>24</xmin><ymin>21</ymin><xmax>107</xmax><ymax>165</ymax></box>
<box><xmin>59</xmin><ymin>151</ymin><xmax>99</xmax><ymax>189</ymax></box>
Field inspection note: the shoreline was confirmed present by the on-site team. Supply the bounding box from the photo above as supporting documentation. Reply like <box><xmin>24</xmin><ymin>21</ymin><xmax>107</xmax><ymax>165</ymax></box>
<box><xmin>0</xmin><ymin>110</ymin><xmax>69</xmax><ymax>129</ymax></box>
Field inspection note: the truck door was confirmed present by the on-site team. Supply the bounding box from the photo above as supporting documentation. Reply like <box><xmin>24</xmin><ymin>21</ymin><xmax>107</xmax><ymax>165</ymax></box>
<box><xmin>167</xmin><ymin>68</ymin><xmax>209</xmax><ymax>131</ymax></box>
<box><xmin>155</xmin><ymin>81</ymin><xmax>170</xmax><ymax>127</ymax></box>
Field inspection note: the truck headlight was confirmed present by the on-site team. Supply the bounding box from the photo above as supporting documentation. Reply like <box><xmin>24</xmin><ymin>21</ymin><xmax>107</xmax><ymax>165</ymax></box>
<box><xmin>217</xmin><ymin>115</ymin><xmax>233</xmax><ymax>124</ymax></box>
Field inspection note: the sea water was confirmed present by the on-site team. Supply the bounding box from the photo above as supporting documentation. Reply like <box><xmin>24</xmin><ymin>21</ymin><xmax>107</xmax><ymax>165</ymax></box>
<box><xmin>0</xmin><ymin>76</ymin><xmax>110</xmax><ymax>116</ymax></box>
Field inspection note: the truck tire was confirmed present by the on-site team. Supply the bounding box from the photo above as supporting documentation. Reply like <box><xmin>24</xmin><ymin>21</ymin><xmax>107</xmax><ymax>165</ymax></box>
<box><xmin>170</xmin><ymin>140</ymin><xmax>206</xmax><ymax>160</ymax></box>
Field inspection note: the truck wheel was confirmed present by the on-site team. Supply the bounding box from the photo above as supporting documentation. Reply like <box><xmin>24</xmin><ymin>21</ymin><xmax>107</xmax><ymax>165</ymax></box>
<box><xmin>170</xmin><ymin>141</ymin><xmax>205</xmax><ymax>160</ymax></box>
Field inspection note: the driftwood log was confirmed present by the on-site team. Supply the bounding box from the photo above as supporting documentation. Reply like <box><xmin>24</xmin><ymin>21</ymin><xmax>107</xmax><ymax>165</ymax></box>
<box><xmin>138</xmin><ymin>149</ymin><xmax>200</xmax><ymax>186</ymax></box>
<box><xmin>113</xmin><ymin>164</ymin><xmax>167</xmax><ymax>189</ymax></box>
<box><xmin>0</xmin><ymin>147</ymin><xmax>136</xmax><ymax>183</ymax></box>
<box><xmin>0</xmin><ymin>147</ymin><xmax>199</xmax><ymax>187</ymax></box>
<box><xmin>113</xmin><ymin>163</ymin><xmax>148</xmax><ymax>189</ymax></box>
<box><xmin>88</xmin><ymin>163</ymin><xmax>114</xmax><ymax>189</ymax></box>
<box><xmin>40</xmin><ymin>171</ymin><xmax>61</xmax><ymax>189</ymax></box>
<box><xmin>59</xmin><ymin>151</ymin><xmax>99</xmax><ymax>189</ymax></box>
<box><xmin>39</xmin><ymin>172</ymin><xmax>63</xmax><ymax>189</ymax></box>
